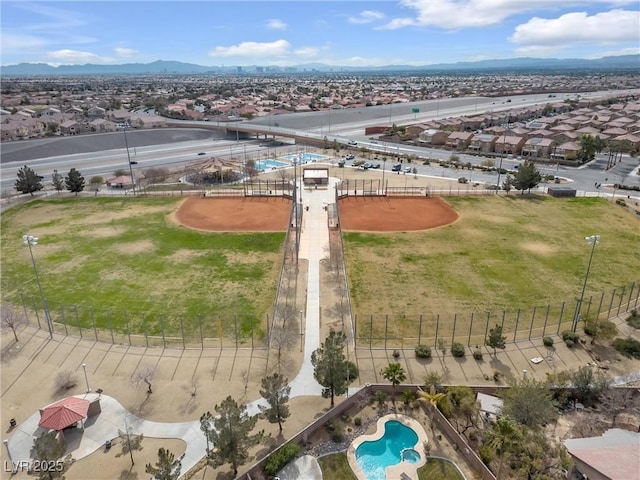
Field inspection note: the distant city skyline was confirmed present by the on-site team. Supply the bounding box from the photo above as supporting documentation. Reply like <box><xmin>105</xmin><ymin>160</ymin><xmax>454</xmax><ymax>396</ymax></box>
<box><xmin>2</xmin><ymin>1</ymin><xmax>639</xmax><ymax>68</ymax></box>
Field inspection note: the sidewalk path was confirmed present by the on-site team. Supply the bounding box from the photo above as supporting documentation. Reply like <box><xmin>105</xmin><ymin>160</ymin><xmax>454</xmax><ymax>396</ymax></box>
<box><xmin>7</xmin><ymin>393</ymin><xmax>206</xmax><ymax>474</ymax></box>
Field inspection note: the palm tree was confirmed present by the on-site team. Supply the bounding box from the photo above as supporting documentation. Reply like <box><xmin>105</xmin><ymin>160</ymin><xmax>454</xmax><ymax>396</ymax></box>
<box><xmin>382</xmin><ymin>362</ymin><xmax>406</xmax><ymax>402</ymax></box>
<box><xmin>486</xmin><ymin>416</ymin><xmax>521</xmax><ymax>480</ymax></box>
<box><xmin>418</xmin><ymin>385</ymin><xmax>446</xmax><ymax>423</ymax></box>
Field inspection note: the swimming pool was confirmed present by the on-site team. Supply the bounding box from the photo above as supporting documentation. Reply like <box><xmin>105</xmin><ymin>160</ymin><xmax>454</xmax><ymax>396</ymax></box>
<box><xmin>255</xmin><ymin>159</ymin><xmax>289</xmax><ymax>171</ymax></box>
<box><xmin>355</xmin><ymin>420</ymin><xmax>420</xmax><ymax>480</ymax></box>
<box><xmin>282</xmin><ymin>152</ymin><xmax>330</xmax><ymax>163</ymax></box>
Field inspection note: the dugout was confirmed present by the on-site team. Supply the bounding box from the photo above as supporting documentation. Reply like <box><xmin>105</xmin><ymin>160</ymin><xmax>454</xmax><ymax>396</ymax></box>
<box><xmin>547</xmin><ymin>186</ymin><xmax>577</xmax><ymax>197</ymax></box>
<box><xmin>303</xmin><ymin>167</ymin><xmax>329</xmax><ymax>186</ymax></box>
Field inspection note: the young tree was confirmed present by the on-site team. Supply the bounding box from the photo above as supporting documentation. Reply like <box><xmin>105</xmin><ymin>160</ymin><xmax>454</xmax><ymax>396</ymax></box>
<box><xmin>511</xmin><ymin>160</ymin><xmax>542</xmax><ymax>194</ymax></box>
<box><xmin>132</xmin><ymin>365</ymin><xmax>156</xmax><ymax>393</ymax></box>
<box><xmin>502</xmin><ymin>174</ymin><xmax>513</xmax><ymax>195</ymax></box>
<box><xmin>51</xmin><ymin>169</ymin><xmax>64</xmax><ymax>194</ymax></box>
<box><xmin>145</xmin><ymin>448</ymin><xmax>183</xmax><ymax>480</ymax></box>
<box><xmin>382</xmin><ymin>362</ymin><xmax>406</xmax><ymax>402</ymax></box>
<box><xmin>15</xmin><ymin>165</ymin><xmax>44</xmax><ymax>196</ymax></box>
<box><xmin>570</xmin><ymin>366</ymin><xmax>610</xmax><ymax>405</ymax></box>
<box><xmin>445</xmin><ymin>386</ymin><xmax>480</xmax><ymax>436</ymax></box>
<box><xmin>0</xmin><ymin>305</ymin><xmax>27</xmax><ymax>342</ymax></box>
<box><xmin>259</xmin><ymin>373</ymin><xmax>291</xmax><ymax>432</ymax></box>
<box><xmin>30</xmin><ymin>432</ymin><xmax>67</xmax><ymax>479</ymax></box>
<box><xmin>200</xmin><ymin>396</ymin><xmax>264</xmax><ymax>476</ymax></box>
<box><xmin>501</xmin><ymin>376</ymin><xmax>557</xmax><ymax>427</ymax></box>
<box><xmin>89</xmin><ymin>176</ymin><xmax>104</xmax><ymax>190</ymax></box>
<box><xmin>65</xmin><ymin>168</ymin><xmax>85</xmax><ymax>195</ymax></box>
<box><xmin>486</xmin><ymin>324</ymin><xmax>506</xmax><ymax>356</ymax></box>
<box><xmin>423</xmin><ymin>370</ymin><xmax>444</xmax><ymax>392</ymax></box>
<box><xmin>311</xmin><ymin>330</ymin><xmax>356</xmax><ymax>406</ymax></box>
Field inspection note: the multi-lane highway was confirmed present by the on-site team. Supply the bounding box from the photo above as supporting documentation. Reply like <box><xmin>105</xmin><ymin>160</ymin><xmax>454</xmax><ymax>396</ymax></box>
<box><xmin>2</xmin><ymin>90</ymin><xmax>639</xmax><ymax>194</ymax></box>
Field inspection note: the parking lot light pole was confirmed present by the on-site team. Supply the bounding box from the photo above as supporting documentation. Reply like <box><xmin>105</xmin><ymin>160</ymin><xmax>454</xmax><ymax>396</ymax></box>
<box><xmin>23</xmin><ymin>235</ymin><xmax>52</xmax><ymax>339</ymax></box>
<box><xmin>572</xmin><ymin>235</ymin><xmax>600</xmax><ymax>332</ymax></box>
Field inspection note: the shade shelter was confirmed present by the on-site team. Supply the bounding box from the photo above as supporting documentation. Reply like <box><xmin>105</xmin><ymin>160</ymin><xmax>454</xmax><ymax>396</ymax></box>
<box><xmin>38</xmin><ymin>397</ymin><xmax>90</xmax><ymax>431</ymax></box>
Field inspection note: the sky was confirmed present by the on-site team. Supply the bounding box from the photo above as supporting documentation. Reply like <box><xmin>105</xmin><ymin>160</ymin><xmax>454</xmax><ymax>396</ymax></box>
<box><xmin>1</xmin><ymin>0</ymin><xmax>639</xmax><ymax>67</ymax></box>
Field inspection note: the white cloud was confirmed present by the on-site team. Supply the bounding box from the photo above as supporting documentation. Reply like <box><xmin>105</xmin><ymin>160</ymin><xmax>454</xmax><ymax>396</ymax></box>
<box><xmin>47</xmin><ymin>49</ymin><xmax>111</xmax><ymax>64</ymax></box>
<box><xmin>1</xmin><ymin>32</ymin><xmax>47</xmax><ymax>51</ymax></box>
<box><xmin>510</xmin><ymin>9</ymin><xmax>640</xmax><ymax>47</ymax></box>
<box><xmin>266</xmin><ymin>19</ymin><xmax>287</xmax><ymax>30</ymax></box>
<box><xmin>348</xmin><ymin>10</ymin><xmax>385</xmax><ymax>25</ymax></box>
<box><xmin>115</xmin><ymin>47</ymin><xmax>138</xmax><ymax>58</ymax></box>
<box><xmin>386</xmin><ymin>0</ymin><xmax>639</xmax><ymax>30</ymax></box>
<box><xmin>209</xmin><ymin>40</ymin><xmax>291</xmax><ymax>58</ymax></box>
<box><xmin>294</xmin><ymin>46</ymin><xmax>320</xmax><ymax>57</ymax></box>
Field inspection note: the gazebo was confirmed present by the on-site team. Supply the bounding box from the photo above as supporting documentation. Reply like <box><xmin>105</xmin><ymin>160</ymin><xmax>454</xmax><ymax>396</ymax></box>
<box><xmin>38</xmin><ymin>397</ymin><xmax>91</xmax><ymax>441</ymax></box>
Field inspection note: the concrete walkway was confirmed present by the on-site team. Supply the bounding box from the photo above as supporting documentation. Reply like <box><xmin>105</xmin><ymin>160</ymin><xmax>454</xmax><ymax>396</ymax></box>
<box><xmin>7</xmin><ymin>393</ymin><xmax>206</xmax><ymax>473</ymax></box>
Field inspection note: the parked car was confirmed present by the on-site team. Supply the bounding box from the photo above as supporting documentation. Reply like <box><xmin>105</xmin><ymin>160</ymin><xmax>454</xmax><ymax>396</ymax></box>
<box><xmin>404</xmin><ymin>166</ymin><xmax>412</xmax><ymax>173</ymax></box>
<box><xmin>391</xmin><ymin>164</ymin><xmax>402</xmax><ymax>172</ymax></box>
<box><xmin>371</xmin><ymin>163</ymin><xmax>381</xmax><ymax>169</ymax></box>
<box><xmin>358</xmin><ymin>164</ymin><xmax>369</xmax><ymax>170</ymax></box>
<box><xmin>198</xmin><ymin>152</ymin><xmax>206</xmax><ymax>155</ymax></box>
<box><xmin>345</xmin><ymin>154</ymin><xmax>355</xmax><ymax>160</ymax></box>
<box><xmin>348</xmin><ymin>140</ymin><xmax>358</xmax><ymax>146</ymax></box>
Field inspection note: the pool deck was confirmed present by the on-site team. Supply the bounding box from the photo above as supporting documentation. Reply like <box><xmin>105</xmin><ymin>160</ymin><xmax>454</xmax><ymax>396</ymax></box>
<box><xmin>347</xmin><ymin>413</ymin><xmax>428</xmax><ymax>480</ymax></box>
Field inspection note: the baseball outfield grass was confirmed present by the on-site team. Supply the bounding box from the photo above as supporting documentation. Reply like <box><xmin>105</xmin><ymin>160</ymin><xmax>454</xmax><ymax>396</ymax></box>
<box><xmin>1</xmin><ymin>197</ymin><xmax>285</xmax><ymax>339</ymax></box>
<box><xmin>343</xmin><ymin>195</ymin><xmax>639</xmax><ymax>343</ymax></box>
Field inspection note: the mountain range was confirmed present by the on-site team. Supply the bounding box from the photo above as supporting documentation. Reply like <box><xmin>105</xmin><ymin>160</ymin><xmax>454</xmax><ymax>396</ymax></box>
<box><xmin>2</xmin><ymin>55</ymin><xmax>639</xmax><ymax>76</ymax></box>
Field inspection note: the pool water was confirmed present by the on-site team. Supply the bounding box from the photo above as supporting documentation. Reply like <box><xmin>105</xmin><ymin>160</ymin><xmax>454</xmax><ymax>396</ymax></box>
<box><xmin>355</xmin><ymin>420</ymin><xmax>420</xmax><ymax>480</ymax></box>
<box><xmin>282</xmin><ymin>152</ymin><xmax>329</xmax><ymax>163</ymax></box>
<box><xmin>255</xmin><ymin>159</ymin><xmax>289</xmax><ymax>171</ymax></box>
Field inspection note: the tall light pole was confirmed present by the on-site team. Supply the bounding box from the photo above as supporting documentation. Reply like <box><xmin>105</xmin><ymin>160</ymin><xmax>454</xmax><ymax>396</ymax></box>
<box><xmin>381</xmin><ymin>158</ymin><xmax>387</xmax><ymax>195</ymax></box>
<box><xmin>81</xmin><ymin>363</ymin><xmax>90</xmax><ymax>393</ymax></box>
<box><xmin>496</xmin><ymin>117</ymin><xmax>509</xmax><ymax>192</ymax></box>
<box><xmin>572</xmin><ymin>235</ymin><xmax>600</xmax><ymax>332</ymax></box>
<box><xmin>23</xmin><ymin>235</ymin><xmax>52</xmax><ymax>338</ymax></box>
<box><xmin>119</xmin><ymin>123</ymin><xmax>136</xmax><ymax>194</ymax></box>
<box><xmin>3</xmin><ymin>439</ymin><xmax>14</xmax><ymax>473</ymax></box>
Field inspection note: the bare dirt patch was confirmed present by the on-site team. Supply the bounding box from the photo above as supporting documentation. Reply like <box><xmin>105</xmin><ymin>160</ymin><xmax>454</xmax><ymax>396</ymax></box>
<box><xmin>520</xmin><ymin>241</ymin><xmax>557</xmax><ymax>255</ymax></box>
<box><xmin>80</xmin><ymin>226</ymin><xmax>125</xmax><ymax>238</ymax></box>
<box><xmin>112</xmin><ymin>239</ymin><xmax>156</xmax><ymax>255</ymax></box>
<box><xmin>338</xmin><ymin>197</ymin><xmax>459</xmax><ymax>232</ymax></box>
<box><xmin>173</xmin><ymin>197</ymin><xmax>292</xmax><ymax>232</ymax></box>
<box><xmin>78</xmin><ymin>205</ymin><xmax>171</xmax><ymax>225</ymax></box>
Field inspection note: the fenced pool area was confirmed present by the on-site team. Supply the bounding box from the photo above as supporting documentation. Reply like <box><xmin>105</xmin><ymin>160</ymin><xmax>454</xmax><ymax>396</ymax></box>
<box><xmin>282</xmin><ymin>152</ymin><xmax>330</xmax><ymax>163</ymax></box>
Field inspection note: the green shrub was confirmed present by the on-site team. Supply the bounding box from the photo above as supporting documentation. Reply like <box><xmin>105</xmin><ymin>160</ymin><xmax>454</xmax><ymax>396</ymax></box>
<box><xmin>561</xmin><ymin>330</ymin><xmax>580</xmax><ymax>347</ymax></box>
<box><xmin>472</xmin><ymin>348</ymin><xmax>483</xmax><ymax>360</ymax></box>
<box><xmin>330</xmin><ymin>429</ymin><xmax>345</xmax><ymax>443</ymax></box>
<box><xmin>354</xmin><ymin>417</ymin><xmax>362</xmax><ymax>427</ymax></box>
<box><xmin>458</xmin><ymin>177</ymin><xmax>468</xmax><ymax>184</ymax></box>
<box><xmin>415</xmin><ymin>344</ymin><xmax>432</xmax><ymax>359</ymax></box>
<box><xmin>451</xmin><ymin>342</ymin><xmax>466</xmax><ymax>357</ymax></box>
<box><xmin>626</xmin><ymin>309</ymin><xmax>640</xmax><ymax>329</ymax></box>
<box><xmin>264</xmin><ymin>443</ymin><xmax>300</xmax><ymax>476</ymax></box>
<box><xmin>584</xmin><ymin>319</ymin><xmax>617</xmax><ymax>339</ymax></box>
<box><xmin>478</xmin><ymin>444</ymin><xmax>494</xmax><ymax>465</ymax></box>
<box><xmin>612</xmin><ymin>337</ymin><xmax>640</xmax><ymax>359</ymax></box>
<box><xmin>543</xmin><ymin>336</ymin><xmax>554</xmax><ymax>347</ymax></box>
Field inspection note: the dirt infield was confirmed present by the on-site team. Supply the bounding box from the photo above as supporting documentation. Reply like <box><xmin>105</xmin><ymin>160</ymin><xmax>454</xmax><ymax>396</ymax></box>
<box><xmin>173</xmin><ymin>196</ymin><xmax>292</xmax><ymax>231</ymax></box>
<box><xmin>338</xmin><ymin>196</ymin><xmax>459</xmax><ymax>231</ymax></box>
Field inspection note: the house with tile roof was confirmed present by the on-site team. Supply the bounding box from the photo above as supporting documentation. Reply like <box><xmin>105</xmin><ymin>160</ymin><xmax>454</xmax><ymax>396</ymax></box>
<box><xmin>564</xmin><ymin>429</ymin><xmax>640</xmax><ymax>480</ymax></box>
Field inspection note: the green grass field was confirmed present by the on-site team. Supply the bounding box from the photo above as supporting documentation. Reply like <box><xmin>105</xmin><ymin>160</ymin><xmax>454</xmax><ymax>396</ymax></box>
<box><xmin>1</xmin><ymin>197</ymin><xmax>285</xmax><ymax>338</ymax></box>
<box><xmin>343</xmin><ymin>196</ymin><xmax>639</xmax><ymax>342</ymax></box>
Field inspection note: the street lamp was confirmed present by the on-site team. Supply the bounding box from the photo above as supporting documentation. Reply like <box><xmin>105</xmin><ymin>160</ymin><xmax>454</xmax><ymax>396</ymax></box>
<box><xmin>496</xmin><ymin>117</ymin><xmax>509</xmax><ymax>192</ymax></box>
<box><xmin>381</xmin><ymin>158</ymin><xmax>387</xmax><ymax>194</ymax></box>
<box><xmin>81</xmin><ymin>363</ymin><xmax>90</xmax><ymax>393</ymax></box>
<box><xmin>572</xmin><ymin>235</ymin><xmax>600</xmax><ymax>332</ymax></box>
<box><xmin>119</xmin><ymin>123</ymin><xmax>136</xmax><ymax>194</ymax></box>
<box><xmin>3</xmin><ymin>439</ymin><xmax>14</xmax><ymax>473</ymax></box>
<box><xmin>299</xmin><ymin>309</ymin><xmax>304</xmax><ymax>352</ymax></box>
<box><xmin>22</xmin><ymin>235</ymin><xmax>52</xmax><ymax>338</ymax></box>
